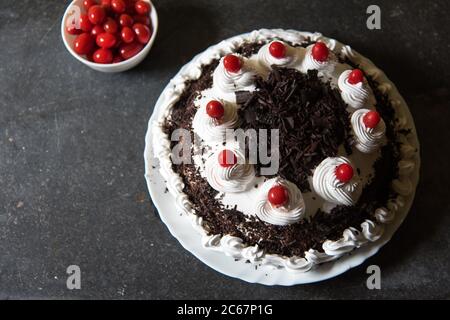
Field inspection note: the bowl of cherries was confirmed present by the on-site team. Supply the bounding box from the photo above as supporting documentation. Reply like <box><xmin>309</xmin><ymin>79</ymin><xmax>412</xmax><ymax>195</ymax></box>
<box><xmin>61</xmin><ymin>0</ymin><xmax>158</xmax><ymax>72</ymax></box>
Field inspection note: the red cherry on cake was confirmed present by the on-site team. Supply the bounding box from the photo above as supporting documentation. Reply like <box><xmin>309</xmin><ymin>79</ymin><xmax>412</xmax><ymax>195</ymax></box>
<box><xmin>223</xmin><ymin>54</ymin><xmax>242</xmax><ymax>73</ymax></box>
<box><xmin>206</xmin><ymin>100</ymin><xmax>225</xmax><ymax>119</ymax></box>
<box><xmin>363</xmin><ymin>111</ymin><xmax>381</xmax><ymax>129</ymax></box>
<box><xmin>311</xmin><ymin>42</ymin><xmax>329</xmax><ymax>62</ymax></box>
<box><xmin>348</xmin><ymin>69</ymin><xmax>364</xmax><ymax>85</ymax></box>
<box><xmin>268</xmin><ymin>185</ymin><xmax>289</xmax><ymax>207</ymax></box>
<box><xmin>269</xmin><ymin>41</ymin><xmax>286</xmax><ymax>59</ymax></box>
<box><xmin>335</xmin><ymin>163</ymin><xmax>354</xmax><ymax>183</ymax></box>
<box><xmin>218</xmin><ymin>149</ymin><xmax>237</xmax><ymax>168</ymax></box>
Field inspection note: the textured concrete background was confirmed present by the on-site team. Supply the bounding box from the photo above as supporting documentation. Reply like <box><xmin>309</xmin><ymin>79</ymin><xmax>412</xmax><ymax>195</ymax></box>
<box><xmin>0</xmin><ymin>0</ymin><xmax>449</xmax><ymax>299</ymax></box>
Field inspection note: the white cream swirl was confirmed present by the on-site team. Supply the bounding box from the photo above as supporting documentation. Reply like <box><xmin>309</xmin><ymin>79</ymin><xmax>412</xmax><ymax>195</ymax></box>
<box><xmin>351</xmin><ymin>108</ymin><xmax>386</xmax><ymax>153</ymax></box>
<box><xmin>301</xmin><ymin>43</ymin><xmax>337</xmax><ymax>74</ymax></box>
<box><xmin>255</xmin><ymin>178</ymin><xmax>306</xmax><ymax>226</ymax></box>
<box><xmin>192</xmin><ymin>99</ymin><xmax>239</xmax><ymax>143</ymax></box>
<box><xmin>312</xmin><ymin>157</ymin><xmax>361</xmax><ymax>206</ymax></box>
<box><xmin>205</xmin><ymin>148</ymin><xmax>255</xmax><ymax>193</ymax></box>
<box><xmin>257</xmin><ymin>41</ymin><xmax>298</xmax><ymax>69</ymax></box>
<box><xmin>212</xmin><ymin>55</ymin><xmax>256</xmax><ymax>96</ymax></box>
<box><xmin>338</xmin><ymin>70</ymin><xmax>372</xmax><ymax>109</ymax></box>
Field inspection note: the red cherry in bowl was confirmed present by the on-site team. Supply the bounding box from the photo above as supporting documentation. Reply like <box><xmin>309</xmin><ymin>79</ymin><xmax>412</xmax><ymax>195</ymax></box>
<box><xmin>79</xmin><ymin>13</ymin><xmax>93</xmax><ymax>32</ymax></box>
<box><xmin>121</xmin><ymin>27</ymin><xmax>135</xmax><ymax>43</ymax></box>
<box><xmin>133</xmin><ymin>23</ymin><xmax>151</xmax><ymax>44</ymax></box>
<box><xmin>218</xmin><ymin>149</ymin><xmax>238</xmax><ymax>168</ymax></box>
<box><xmin>88</xmin><ymin>5</ymin><xmax>106</xmax><ymax>25</ymax></box>
<box><xmin>268</xmin><ymin>185</ymin><xmax>289</xmax><ymax>207</ymax></box>
<box><xmin>96</xmin><ymin>32</ymin><xmax>117</xmax><ymax>48</ymax></box>
<box><xmin>348</xmin><ymin>69</ymin><xmax>364</xmax><ymax>85</ymax></box>
<box><xmin>91</xmin><ymin>25</ymin><xmax>104</xmax><ymax>37</ymax></box>
<box><xmin>135</xmin><ymin>1</ymin><xmax>151</xmax><ymax>15</ymax></box>
<box><xmin>363</xmin><ymin>111</ymin><xmax>381</xmax><ymax>129</ymax></box>
<box><xmin>103</xmin><ymin>17</ymin><xmax>118</xmax><ymax>34</ymax></box>
<box><xmin>206</xmin><ymin>100</ymin><xmax>225</xmax><ymax>119</ymax></box>
<box><xmin>223</xmin><ymin>54</ymin><xmax>241</xmax><ymax>73</ymax></box>
<box><xmin>111</xmin><ymin>0</ymin><xmax>126</xmax><ymax>13</ymax></box>
<box><xmin>269</xmin><ymin>41</ymin><xmax>286</xmax><ymax>59</ymax></box>
<box><xmin>93</xmin><ymin>48</ymin><xmax>113</xmax><ymax>64</ymax></box>
<box><xmin>311</xmin><ymin>42</ymin><xmax>329</xmax><ymax>62</ymax></box>
<box><xmin>119</xmin><ymin>14</ymin><xmax>134</xmax><ymax>27</ymax></box>
<box><xmin>73</xmin><ymin>33</ymin><xmax>94</xmax><ymax>55</ymax></box>
<box><xmin>119</xmin><ymin>42</ymin><xmax>144</xmax><ymax>59</ymax></box>
<box><xmin>335</xmin><ymin>163</ymin><xmax>354</xmax><ymax>183</ymax></box>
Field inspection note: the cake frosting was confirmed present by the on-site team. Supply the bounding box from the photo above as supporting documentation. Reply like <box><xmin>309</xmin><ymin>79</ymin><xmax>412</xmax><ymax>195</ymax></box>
<box><xmin>255</xmin><ymin>177</ymin><xmax>306</xmax><ymax>226</ymax></box>
<box><xmin>192</xmin><ymin>99</ymin><xmax>240</xmax><ymax>143</ymax></box>
<box><xmin>338</xmin><ymin>69</ymin><xmax>375</xmax><ymax>109</ymax></box>
<box><xmin>257</xmin><ymin>41</ymin><xmax>298</xmax><ymax>69</ymax></box>
<box><xmin>150</xmin><ymin>29</ymin><xmax>419</xmax><ymax>273</ymax></box>
<box><xmin>205</xmin><ymin>148</ymin><xmax>255</xmax><ymax>193</ymax></box>
<box><xmin>312</xmin><ymin>157</ymin><xmax>361</xmax><ymax>206</ymax></box>
<box><xmin>351</xmin><ymin>108</ymin><xmax>386</xmax><ymax>153</ymax></box>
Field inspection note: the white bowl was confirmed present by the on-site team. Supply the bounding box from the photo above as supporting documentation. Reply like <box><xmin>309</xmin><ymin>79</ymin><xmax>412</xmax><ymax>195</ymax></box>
<box><xmin>61</xmin><ymin>0</ymin><xmax>158</xmax><ymax>72</ymax></box>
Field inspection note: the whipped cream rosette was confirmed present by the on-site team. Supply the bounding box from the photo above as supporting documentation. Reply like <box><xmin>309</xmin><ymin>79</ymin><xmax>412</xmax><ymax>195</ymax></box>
<box><xmin>255</xmin><ymin>178</ymin><xmax>306</xmax><ymax>226</ymax></box>
<box><xmin>338</xmin><ymin>69</ymin><xmax>375</xmax><ymax>109</ymax></box>
<box><xmin>257</xmin><ymin>40</ymin><xmax>298</xmax><ymax>69</ymax></box>
<box><xmin>301</xmin><ymin>42</ymin><xmax>337</xmax><ymax>74</ymax></box>
<box><xmin>312</xmin><ymin>157</ymin><xmax>362</xmax><ymax>206</ymax></box>
<box><xmin>212</xmin><ymin>54</ymin><xmax>256</xmax><ymax>100</ymax></box>
<box><xmin>351</xmin><ymin>108</ymin><xmax>386</xmax><ymax>153</ymax></box>
<box><xmin>192</xmin><ymin>99</ymin><xmax>240</xmax><ymax>143</ymax></box>
<box><xmin>205</xmin><ymin>148</ymin><xmax>255</xmax><ymax>193</ymax></box>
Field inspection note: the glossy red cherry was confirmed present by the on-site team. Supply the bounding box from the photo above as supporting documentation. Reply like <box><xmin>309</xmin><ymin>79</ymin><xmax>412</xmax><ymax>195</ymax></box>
<box><xmin>268</xmin><ymin>185</ymin><xmax>289</xmax><ymax>207</ymax></box>
<box><xmin>132</xmin><ymin>23</ymin><xmax>151</xmax><ymax>44</ymax></box>
<box><xmin>67</xmin><ymin>25</ymin><xmax>82</xmax><ymax>35</ymax></box>
<box><xmin>223</xmin><ymin>54</ymin><xmax>241</xmax><ymax>73</ymax></box>
<box><xmin>218</xmin><ymin>149</ymin><xmax>237</xmax><ymax>168</ymax></box>
<box><xmin>121</xmin><ymin>27</ymin><xmax>135</xmax><ymax>43</ymax></box>
<box><xmin>335</xmin><ymin>163</ymin><xmax>354</xmax><ymax>183</ymax></box>
<box><xmin>269</xmin><ymin>41</ymin><xmax>286</xmax><ymax>59</ymax></box>
<box><xmin>103</xmin><ymin>17</ymin><xmax>118</xmax><ymax>33</ymax></box>
<box><xmin>79</xmin><ymin>14</ymin><xmax>93</xmax><ymax>32</ymax></box>
<box><xmin>83</xmin><ymin>0</ymin><xmax>96</xmax><ymax>10</ymax></box>
<box><xmin>206</xmin><ymin>100</ymin><xmax>225</xmax><ymax>119</ymax></box>
<box><xmin>135</xmin><ymin>1</ymin><xmax>151</xmax><ymax>15</ymax></box>
<box><xmin>363</xmin><ymin>111</ymin><xmax>381</xmax><ymax>129</ymax></box>
<box><xmin>133</xmin><ymin>14</ymin><xmax>151</xmax><ymax>26</ymax></box>
<box><xmin>88</xmin><ymin>5</ymin><xmax>106</xmax><ymax>25</ymax></box>
<box><xmin>311</xmin><ymin>42</ymin><xmax>329</xmax><ymax>62</ymax></box>
<box><xmin>120</xmin><ymin>42</ymin><xmax>144</xmax><ymax>59</ymax></box>
<box><xmin>119</xmin><ymin>14</ymin><xmax>134</xmax><ymax>27</ymax></box>
<box><xmin>111</xmin><ymin>0</ymin><xmax>126</xmax><ymax>13</ymax></box>
<box><xmin>348</xmin><ymin>69</ymin><xmax>364</xmax><ymax>85</ymax></box>
<box><xmin>96</xmin><ymin>32</ymin><xmax>117</xmax><ymax>48</ymax></box>
<box><xmin>91</xmin><ymin>25</ymin><xmax>104</xmax><ymax>37</ymax></box>
<box><xmin>93</xmin><ymin>48</ymin><xmax>113</xmax><ymax>64</ymax></box>
<box><xmin>73</xmin><ymin>33</ymin><xmax>94</xmax><ymax>55</ymax></box>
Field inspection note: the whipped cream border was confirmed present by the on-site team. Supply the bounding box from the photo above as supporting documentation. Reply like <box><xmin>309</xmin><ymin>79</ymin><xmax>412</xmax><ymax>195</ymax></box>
<box><xmin>150</xmin><ymin>29</ymin><xmax>419</xmax><ymax>273</ymax></box>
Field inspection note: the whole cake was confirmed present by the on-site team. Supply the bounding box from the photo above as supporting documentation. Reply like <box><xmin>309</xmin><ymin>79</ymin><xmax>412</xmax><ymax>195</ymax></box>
<box><xmin>151</xmin><ymin>29</ymin><xmax>419</xmax><ymax>273</ymax></box>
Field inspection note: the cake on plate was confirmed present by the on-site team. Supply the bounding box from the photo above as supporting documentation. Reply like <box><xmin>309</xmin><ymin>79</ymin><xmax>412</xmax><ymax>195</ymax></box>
<box><xmin>151</xmin><ymin>29</ymin><xmax>419</xmax><ymax>272</ymax></box>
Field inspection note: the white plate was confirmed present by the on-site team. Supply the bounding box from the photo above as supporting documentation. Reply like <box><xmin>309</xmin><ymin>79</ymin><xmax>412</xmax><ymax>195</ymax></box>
<box><xmin>144</xmin><ymin>31</ymin><xmax>420</xmax><ymax>285</ymax></box>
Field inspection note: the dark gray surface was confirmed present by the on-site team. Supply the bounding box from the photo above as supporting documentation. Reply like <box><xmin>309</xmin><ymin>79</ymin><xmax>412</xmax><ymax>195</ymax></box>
<box><xmin>0</xmin><ymin>0</ymin><xmax>449</xmax><ymax>299</ymax></box>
